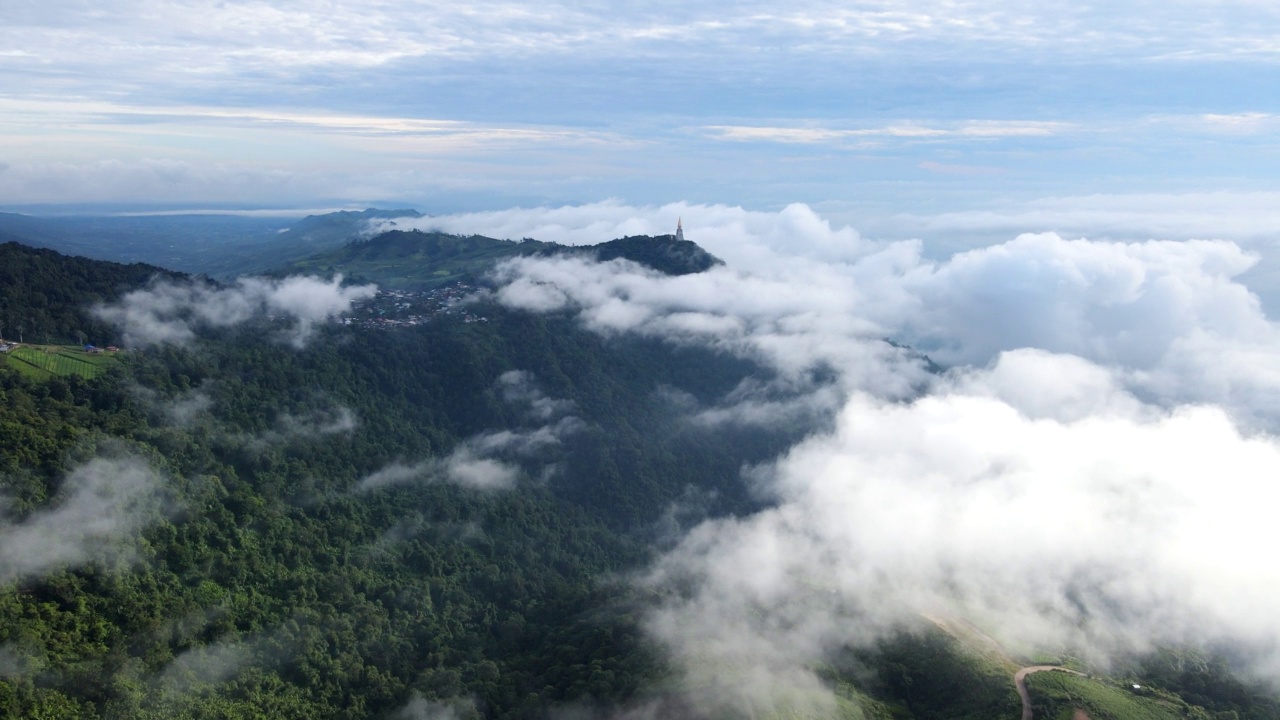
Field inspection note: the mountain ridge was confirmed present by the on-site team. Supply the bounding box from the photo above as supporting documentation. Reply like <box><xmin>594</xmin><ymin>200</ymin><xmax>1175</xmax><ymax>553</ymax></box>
<box><xmin>280</xmin><ymin>228</ymin><xmax>723</xmax><ymax>290</ymax></box>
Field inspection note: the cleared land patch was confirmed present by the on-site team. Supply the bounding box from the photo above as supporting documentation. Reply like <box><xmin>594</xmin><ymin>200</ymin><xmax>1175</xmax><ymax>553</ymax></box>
<box><xmin>1025</xmin><ymin>670</ymin><xmax>1195</xmax><ymax>720</ymax></box>
<box><xmin>1</xmin><ymin>345</ymin><xmax>119</xmax><ymax>380</ymax></box>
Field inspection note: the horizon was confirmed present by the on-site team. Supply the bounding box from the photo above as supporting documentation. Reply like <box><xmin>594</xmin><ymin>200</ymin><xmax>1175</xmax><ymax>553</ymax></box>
<box><xmin>4</xmin><ymin>2</ymin><xmax>1279</xmax><ymax>253</ymax></box>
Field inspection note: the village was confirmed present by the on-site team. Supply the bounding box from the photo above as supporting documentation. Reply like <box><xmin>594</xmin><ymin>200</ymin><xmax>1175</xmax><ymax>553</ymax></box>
<box><xmin>335</xmin><ymin>282</ymin><xmax>489</xmax><ymax>330</ymax></box>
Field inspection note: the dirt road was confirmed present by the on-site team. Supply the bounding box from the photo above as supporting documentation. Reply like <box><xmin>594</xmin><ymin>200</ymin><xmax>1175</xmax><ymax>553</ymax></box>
<box><xmin>1015</xmin><ymin>666</ymin><xmax>1085</xmax><ymax>720</ymax></box>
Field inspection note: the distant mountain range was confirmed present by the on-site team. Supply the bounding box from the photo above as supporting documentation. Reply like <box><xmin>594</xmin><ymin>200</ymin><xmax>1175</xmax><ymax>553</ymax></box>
<box><xmin>0</xmin><ymin>208</ymin><xmax>720</xmax><ymax>289</ymax></box>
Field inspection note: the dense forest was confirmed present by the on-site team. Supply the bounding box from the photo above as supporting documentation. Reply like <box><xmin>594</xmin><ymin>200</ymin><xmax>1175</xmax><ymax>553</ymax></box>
<box><xmin>284</xmin><ymin>229</ymin><xmax>721</xmax><ymax>290</ymax></box>
<box><xmin>1</xmin><ymin>240</ymin><xmax>1278</xmax><ymax>719</ymax></box>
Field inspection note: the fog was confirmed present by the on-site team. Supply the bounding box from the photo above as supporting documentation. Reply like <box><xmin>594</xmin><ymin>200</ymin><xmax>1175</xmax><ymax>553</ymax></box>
<box><xmin>420</xmin><ymin>201</ymin><xmax>1280</xmax><ymax>708</ymax></box>
<box><xmin>0</xmin><ymin>454</ymin><xmax>166</xmax><ymax>583</ymax></box>
<box><xmin>94</xmin><ymin>274</ymin><xmax>376</xmax><ymax>348</ymax></box>
<box><xmin>358</xmin><ymin>371</ymin><xmax>582</xmax><ymax>492</ymax></box>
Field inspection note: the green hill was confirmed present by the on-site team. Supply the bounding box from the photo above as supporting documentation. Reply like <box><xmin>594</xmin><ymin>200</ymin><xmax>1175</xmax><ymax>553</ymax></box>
<box><xmin>0</xmin><ymin>209</ymin><xmax>422</xmax><ymax>280</ymax></box>
<box><xmin>281</xmin><ymin>229</ymin><xmax>723</xmax><ymax>290</ymax></box>
<box><xmin>0</xmin><ymin>241</ymin><xmax>182</xmax><ymax>346</ymax></box>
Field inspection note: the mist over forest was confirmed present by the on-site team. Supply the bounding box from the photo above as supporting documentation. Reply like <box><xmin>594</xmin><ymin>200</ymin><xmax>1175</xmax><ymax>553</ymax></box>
<box><xmin>0</xmin><ymin>202</ymin><xmax>1277</xmax><ymax>720</ymax></box>
<box><xmin>5</xmin><ymin>1</ymin><xmax>1280</xmax><ymax>717</ymax></box>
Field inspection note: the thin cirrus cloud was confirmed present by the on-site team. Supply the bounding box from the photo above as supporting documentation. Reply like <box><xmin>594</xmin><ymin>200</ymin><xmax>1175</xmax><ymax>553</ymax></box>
<box><xmin>4</xmin><ymin>3</ymin><xmax>1278</xmax><ymax>209</ymax></box>
<box><xmin>0</xmin><ymin>98</ymin><xmax>620</xmax><ymax>151</ymax></box>
<box><xmin>6</xmin><ymin>1</ymin><xmax>1279</xmax><ymax>77</ymax></box>
<box><xmin>702</xmin><ymin>121</ymin><xmax>1069</xmax><ymax>144</ymax></box>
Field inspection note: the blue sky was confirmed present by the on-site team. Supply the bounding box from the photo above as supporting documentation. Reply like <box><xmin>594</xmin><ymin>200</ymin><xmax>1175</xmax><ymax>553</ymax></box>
<box><xmin>2</xmin><ymin>0</ymin><xmax>1279</xmax><ymax>242</ymax></box>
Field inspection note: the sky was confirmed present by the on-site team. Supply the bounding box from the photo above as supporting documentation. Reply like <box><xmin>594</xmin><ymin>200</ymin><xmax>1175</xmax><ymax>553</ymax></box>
<box><xmin>3</xmin><ymin>1</ymin><xmax>1280</xmax><ymax>248</ymax></box>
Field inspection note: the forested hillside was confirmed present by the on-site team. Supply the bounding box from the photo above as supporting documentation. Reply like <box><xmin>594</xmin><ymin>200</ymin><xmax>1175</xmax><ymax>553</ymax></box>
<box><xmin>283</xmin><ymin>229</ymin><xmax>720</xmax><ymax>290</ymax></box>
<box><xmin>0</xmin><ymin>242</ymin><xmax>788</xmax><ymax>718</ymax></box>
<box><xmin>0</xmin><ymin>242</ymin><xmax>182</xmax><ymax>346</ymax></box>
<box><xmin>1</xmin><ymin>242</ymin><xmax>1278</xmax><ymax>720</ymax></box>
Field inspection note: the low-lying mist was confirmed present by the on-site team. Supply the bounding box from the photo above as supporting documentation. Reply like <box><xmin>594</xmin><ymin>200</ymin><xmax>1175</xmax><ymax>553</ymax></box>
<box><xmin>406</xmin><ymin>200</ymin><xmax>1280</xmax><ymax>709</ymax></box>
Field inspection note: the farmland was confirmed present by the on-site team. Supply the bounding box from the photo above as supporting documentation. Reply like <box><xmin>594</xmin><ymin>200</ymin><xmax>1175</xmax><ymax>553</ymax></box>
<box><xmin>0</xmin><ymin>344</ymin><xmax>120</xmax><ymax>380</ymax></box>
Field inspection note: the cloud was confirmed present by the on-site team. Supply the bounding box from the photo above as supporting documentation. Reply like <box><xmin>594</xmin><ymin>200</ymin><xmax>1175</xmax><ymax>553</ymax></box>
<box><xmin>154</xmin><ymin>640</ymin><xmax>254</xmax><ymax>697</ymax></box>
<box><xmin>462</xmin><ymin>202</ymin><xmax>1280</xmax><ymax>428</ymax></box>
<box><xmin>358</xmin><ymin>373</ymin><xmax>582</xmax><ymax>492</ymax></box>
<box><xmin>640</xmin><ymin>357</ymin><xmax>1280</xmax><ymax>709</ymax></box>
<box><xmin>0</xmin><ymin>645</ymin><xmax>32</xmax><ymax>679</ymax></box>
<box><xmin>358</xmin><ymin>451</ymin><xmax>519</xmax><ymax>493</ymax></box>
<box><xmin>390</xmin><ymin>694</ymin><xmax>479</xmax><ymax>720</ymax></box>
<box><xmin>0</xmin><ymin>455</ymin><xmax>166</xmax><ymax>583</ymax></box>
<box><xmin>373</xmin><ymin>200</ymin><xmax>878</xmax><ymax>265</ymax></box>
<box><xmin>894</xmin><ymin>232</ymin><xmax>1280</xmax><ymax>427</ymax></box>
<box><xmin>128</xmin><ymin>384</ymin><xmax>217</xmax><ymax>428</ymax></box>
<box><xmin>909</xmin><ymin>191</ymin><xmax>1280</xmax><ymax>244</ymax></box>
<box><xmin>703</xmin><ymin>120</ymin><xmax>1067</xmax><ymax>144</ymax></box>
<box><xmin>498</xmin><ymin>369</ymin><xmax>575</xmax><ymax>420</ymax></box>
<box><xmin>445</xmin><ymin>201</ymin><xmax>1280</xmax><ymax>706</ymax></box>
<box><xmin>358</xmin><ymin>416</ymin><xmax>584</xmax><ymax>492</ymax></box>
<box><xmin>235</xmin><ymin>404</ymin><xmax>360</xmax><ymax>453</ymax></box>
<box><xmin>95</xmin><ymin>275</ymin><xmax>377</xmax><ymax>348</ymax></box>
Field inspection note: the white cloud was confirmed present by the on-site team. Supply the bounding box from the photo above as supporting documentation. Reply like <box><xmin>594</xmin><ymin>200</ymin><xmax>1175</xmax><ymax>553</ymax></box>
<box><xmin>0</xmin><ymin>455</ymin><xmax>166</xmax><ymax>583</ymax></box>
<box><xmin>464</xmin><ymin>201</ymin><xmax>1280</xmax><ymax>427</ymax></box>
<box><xmin>94</xmin><ymin>275</ymin><xmax>377</xmax><ymax>348</ymax></box>
<box><xmin>703</xmin><ymin>120</ymin><xmax>1067</xmax><ymax>144</ymax></box>
<box><xmin>498</xmin><ymin>370</ymin><xmax>575</xmax><ymax>420</ymax></box>
<box><xmin>380</xmin><ymin>200</ymin><xmax>878</xmax><ymax>265</ymax></box>
<box><xmin>155</xmin><ymin>641</ymin><xmax>254</xmax><ymax>697</ymax></box>
<box><xmin>235</xmin><ymin>405</ymin><xmax>360</xmax><ymax>453</ymax></box>
<box><xmin>641</xmin><ymin>361</ymin><xmax>1280</xmax><ymax>708</ymax></box>
<box><xmin>6</xmin><ymin>0</ymin><xmax>1278</xmax><ymax>89</ymax></box>
<box><xmin>451</xmin><ymin>200</ymin><xmax>1280</xmax><ymax>705</ymax></box>
<box><xmin>909</xmin><ymin>191</ymin><xmax>1280</xmax><ymax>244</ymax></box>
<box><xmin>358</xmin><ymin>373</ymin><xmax>582</xmax><ymax>492</ymax></box>
<box><xmin>390</xmin><ymin>693</ymin><xmax>478</xmax><ymax>720</ymax></box>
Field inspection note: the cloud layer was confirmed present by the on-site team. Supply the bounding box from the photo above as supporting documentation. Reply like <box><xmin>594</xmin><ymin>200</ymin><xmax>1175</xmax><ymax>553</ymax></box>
<box><xmin>462</xmin><ymin>201</ymin><xmax>1280</xmax><ymax>708</ymax></box>
<box><xmin>95</xmin><ymin>275</ymin><xmax>377</xmax><ymax>348</ymax></box>
<box><xmin>6</xmin><ymin>3</ymin><xmax>1279</xmax><ymax>209</ymax></box>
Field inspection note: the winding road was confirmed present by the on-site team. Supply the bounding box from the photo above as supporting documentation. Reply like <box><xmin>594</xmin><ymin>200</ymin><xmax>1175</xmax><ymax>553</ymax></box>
<box><xmin>1014</xmin><ymin>666</ymin><xmax>1086</xmax><ymax>720</ymax></box>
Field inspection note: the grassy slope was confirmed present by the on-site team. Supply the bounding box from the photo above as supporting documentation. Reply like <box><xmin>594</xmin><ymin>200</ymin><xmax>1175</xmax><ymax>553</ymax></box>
<box><xmin>0</xmin><ymin>345</ymin><xmax>119</xmax><ymax>380</ymax></box>
<box><xmin>1026</xmin><ymin>671</ymin><xmax>1204</xmax><ymax>720</ymax></box>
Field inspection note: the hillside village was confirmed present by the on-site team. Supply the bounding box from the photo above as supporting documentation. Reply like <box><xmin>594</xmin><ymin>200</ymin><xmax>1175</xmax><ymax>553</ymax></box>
<box><xmin>336</xmin><ymin>281</ymin><xmax>488</xmax><ymax>329</ymax></box>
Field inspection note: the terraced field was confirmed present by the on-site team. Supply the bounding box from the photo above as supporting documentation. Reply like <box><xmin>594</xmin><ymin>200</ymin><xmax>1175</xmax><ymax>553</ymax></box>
<box><xmin>1</xmin><ymin>345</ymin><xmax>119</xmax><ymax>380</ymax></box>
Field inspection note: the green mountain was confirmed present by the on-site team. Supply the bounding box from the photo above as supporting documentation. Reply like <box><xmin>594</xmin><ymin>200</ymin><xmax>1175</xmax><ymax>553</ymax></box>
<box><xmin>0</xmin><ymin>242</ymin><xmax>1276</xmax><ymax>720</ymax></box>
<box><xmin>0</xmin><ymin>241</ymin><xmax>182</xmax><ymax>346</ymax></box>
<box><xmin>282</xmin><ymin>229</ymin><xmax>723</xmax><ymax>290</ymax></box>
<box><xmin>0</xmin><ymin>209</ymin><xmax>421</xmax><ymax>280</ymax></box>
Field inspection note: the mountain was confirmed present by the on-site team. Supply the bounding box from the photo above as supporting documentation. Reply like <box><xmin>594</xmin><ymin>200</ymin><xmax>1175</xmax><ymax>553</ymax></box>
<box><xmin>0</xmin><ymin>240</ymin><xmax>786</xmax><ymax>719</ymax></box>
<box><xmin>282</xmin><ymin>229</ymin><xmax>723</xmax><ymax>289</ymax></box>
<box><xmin>0</xmin><ymin>240</ymin><xmax>1276</xmax><ymax>720</ymax></box>
<box><xmin>0</xmin><ymin>208</ymin><xmax>422</xmax><ymax>280</ymax></box>
<box><xmin>0</xmin><ymin>212</ymin><xmax>290</xmax><ymax>276</ymax></box>
<box><xmin>582</xmin><ymin>233</ymin><xmax>722</xmax><ymax>275</ymax></box>
<box><xmin>0</xmin><ymin>241</ymin><xmax>182</xmax><ymax>346</ymax></box>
